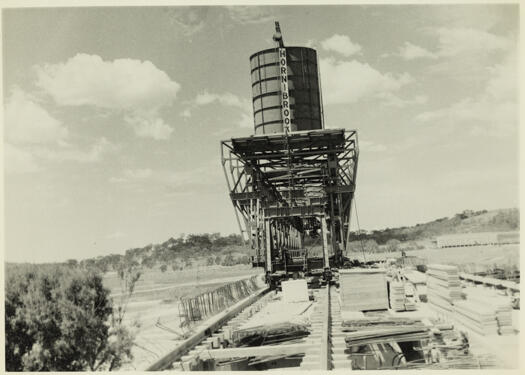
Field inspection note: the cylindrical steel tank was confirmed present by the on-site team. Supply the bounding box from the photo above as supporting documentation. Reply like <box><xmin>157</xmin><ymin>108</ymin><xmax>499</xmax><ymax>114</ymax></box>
<box><xmin>250</xmin><ymin>47</ymin><xmax>323</xmax><ymax>135</ymax></box>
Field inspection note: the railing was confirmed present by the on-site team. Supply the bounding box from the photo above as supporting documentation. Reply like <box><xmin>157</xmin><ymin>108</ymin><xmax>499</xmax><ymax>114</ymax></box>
<box><xmin>178</xmin><ymin>275</ymin><xmax>261</xmax><ymax>324</ymax></box>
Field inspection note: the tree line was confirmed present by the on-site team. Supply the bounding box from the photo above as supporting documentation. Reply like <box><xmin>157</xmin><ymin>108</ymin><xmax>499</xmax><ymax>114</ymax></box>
<box><xmin>73</xmin><ymin>233</ymin><xmax>248</xmax><ymax>275</ymax></box>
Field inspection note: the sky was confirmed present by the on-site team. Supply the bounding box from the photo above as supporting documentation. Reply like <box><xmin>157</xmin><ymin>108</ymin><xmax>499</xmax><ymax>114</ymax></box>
<box><xmin>2</xmin><ymin>4</ymin><xmax>519</xmax><ymax>263</ymax></box>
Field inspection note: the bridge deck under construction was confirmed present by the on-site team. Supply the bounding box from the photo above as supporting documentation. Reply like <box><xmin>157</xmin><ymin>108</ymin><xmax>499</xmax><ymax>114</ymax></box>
<box><xmin>140</xmin><ymin>268</ymin><xmax>518</xmax><ymax>371</ymax></box>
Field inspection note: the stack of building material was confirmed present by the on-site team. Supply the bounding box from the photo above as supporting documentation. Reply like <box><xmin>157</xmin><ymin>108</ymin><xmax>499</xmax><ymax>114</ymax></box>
<box><xmin>427</xmin><ymin>264</ymin><xmax>461</xmax><ymax>314</ymax></box>
<box><xmin>342</xmin><ymin>316</ymin><xmax>423</xmax><ymax>330</ymax></box>
<box><xmin>404</xmin><ymin>270</ymin><xmax>427</xmax><ymax>285</ymax></box>
<box><xmin>344</xmin><ymin>325</ymin><xmax>429</xmax><ymax>347</ymax></box>
<box><xmin>404</xmin><ymin>297</ymin><xmax>416</xmax><ymax>311</ymax></box>
<box><xmin>281</xmin><ymin>279</ymin><xmax>309</xmax><ymax>303</ymax></box>
<box><xmin>389</xmin><ymin>281</ymin><xmax>406</xmax><ymax>311</ymax></box>
<box><xmin>339</xmin><ymin>269</ymin><xmax>388</xmax><ymax>311</ymax></box>
<box><xmin>464</xmin><ymin>287</ymin><xmax>514</xmax><ymax>335</ymax></box>
<box><xmin>453</xmin><ymin>300</ymin><xmax>498</xmax><ymax>336</ymax></box>
<box><xmin>495</xmin><ymin>305</ymin><xmax>514</xmax><ymax>335</ymax></box>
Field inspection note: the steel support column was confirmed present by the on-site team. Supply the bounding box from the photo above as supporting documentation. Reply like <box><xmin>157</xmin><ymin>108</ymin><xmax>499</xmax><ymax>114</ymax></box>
<box><xmin>321</xmin><ymin>215</ymin><xmax>329</xmax><ymax>269</ymax></box>
<box><xmin>265</xmin><ymin>219</ymin><xmax>272</xmax><ymax>273</ymax></box>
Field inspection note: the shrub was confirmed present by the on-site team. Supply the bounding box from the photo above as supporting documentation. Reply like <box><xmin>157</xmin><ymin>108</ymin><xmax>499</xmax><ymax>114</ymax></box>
<box><xmin>5</xmin><ymin>265</ymin><xmax>135</xmax><ymax>371</ymax></box>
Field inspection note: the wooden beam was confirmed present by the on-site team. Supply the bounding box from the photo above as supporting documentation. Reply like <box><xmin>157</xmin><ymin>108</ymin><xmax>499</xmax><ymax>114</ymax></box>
<box><xmin>199</xmin><ymin>343</ymin><xmax>317</xmax><ymax>360</ymax></box>
<box><xmin>321</xmin><ymin>286</ymin><xmax>331</xmax><ymax>370</ymax></box>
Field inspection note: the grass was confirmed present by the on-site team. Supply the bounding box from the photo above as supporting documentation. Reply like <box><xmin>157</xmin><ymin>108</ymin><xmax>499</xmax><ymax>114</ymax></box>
<box><xmin>104</xmin><ymin>264</ymin><xmax>263</xmax><ymax>304</ymax></box>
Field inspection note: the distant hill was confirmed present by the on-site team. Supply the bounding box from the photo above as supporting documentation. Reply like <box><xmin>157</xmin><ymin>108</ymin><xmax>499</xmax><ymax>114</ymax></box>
<box><xmin>72</xmin><ymin>233</ymin><xmax>251</xmax><ymax>272</ymax></box>
<box><xmin>354</xmin><ymin>208</ymin><xmax>519</xmax><ymax>245</ymax></box>
<box><xmin>14</xmin><ymin>208</ymin><xmax>516</xmax><ymax>271</ymax></box>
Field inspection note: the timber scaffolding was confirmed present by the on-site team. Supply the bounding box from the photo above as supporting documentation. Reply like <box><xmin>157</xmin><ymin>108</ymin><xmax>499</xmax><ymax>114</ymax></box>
<box><xmin>221</xmin><ymin>128</ymin><xmax>358</xmax><ymax>276</ymax></box>
<box><xmin>145</xmin><ymin>281</ymin><xmax>507</xmax><ymax>371</ymax></box>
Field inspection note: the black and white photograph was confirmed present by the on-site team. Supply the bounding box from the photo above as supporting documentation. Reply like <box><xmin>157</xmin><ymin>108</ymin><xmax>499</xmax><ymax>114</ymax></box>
<box><xmin>2</xmin><ymin>2</ymin><xmax>521</xmax><ymax>372</ymax></box>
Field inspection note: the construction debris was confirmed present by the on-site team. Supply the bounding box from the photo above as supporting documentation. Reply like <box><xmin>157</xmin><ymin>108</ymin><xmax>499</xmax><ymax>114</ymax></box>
<box><xmin>232</xmin><ymin>322</ymin><xmax>310</xmax><ymax>347</ymax></box>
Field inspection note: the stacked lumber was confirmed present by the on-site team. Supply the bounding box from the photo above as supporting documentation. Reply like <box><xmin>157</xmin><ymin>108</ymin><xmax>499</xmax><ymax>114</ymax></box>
<box><xmin>495</xmin><ymin>305</ymin><xmax>514</xmax><ymax>335</ymax></box>
<box><xmin>427</xmin><ymin>264</ymin><xmax>461</xmax><ymax>314</ymax></box>
<box><xmin>404</xmin><ymin>297</ymin><xmax>416</xmax><ymax>311</ymax></box>
<box><xmin>339</xmin><ymin>269</ymin><xmax>388</xmax><ymax>311</ymax></box>
<box><xmin>389</xmin><ymin>281</ymin><xmax>406</xmax><ymax>311</ymax></box>
<box><xmin>453</xmin><ymin>300</ymin><xmax>498</xmax><ymax>336</ymax></box>
<box><xmin>404</xmin><ymin>270</ymin><xmax>427</xmax><ymax>285</ymax></box>
<box><xmin>340</xmin><ymin>310</ymin><xmax>365</xmax><ymax>321</ymax></box>
<box><xmin>342</xmin><ymin>316</ymin><xmax>423</xmax><ymax>330</ymax></box>
<box><xmin>464</xmin><ymin>287</ymin><xmax>514</xmax><ymax>335</ymax></box>
<box><xmin>345</xmin><ymin>325</ymin><xmax>429</xmax><ymax>347</ymax></box>
<box><xmin>281</xmin><ymin>279</ymin><xmax>309</xmax><ymax>303</ymax></box>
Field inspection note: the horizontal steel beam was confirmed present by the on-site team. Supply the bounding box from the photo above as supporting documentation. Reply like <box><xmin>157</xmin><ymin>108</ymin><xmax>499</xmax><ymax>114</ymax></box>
<box><xmin>264</xmin><ymin>205</ymin><xmax>324</xmax><ymax>218</ymax></box>
<box><xmin>325</xmin><ymin>185</ymin><xmax>355</xmax><ymax>193</ymax></box>
<box><xmin>230</xmin><ymin>192</ymin><xmax>260</xmax><ymax>201</ymax></box>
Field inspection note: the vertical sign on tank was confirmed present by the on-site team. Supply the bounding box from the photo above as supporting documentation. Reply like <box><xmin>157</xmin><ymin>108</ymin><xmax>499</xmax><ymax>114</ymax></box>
<box><xmin>279</xmin><ymin>48</ymin><xmax>291</xmax><ymax>133</ymax></box>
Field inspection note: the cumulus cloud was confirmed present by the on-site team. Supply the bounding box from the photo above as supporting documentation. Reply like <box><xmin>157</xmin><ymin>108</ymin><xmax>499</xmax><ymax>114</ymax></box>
<box><xmin>195</xmin><ymin>91</ymin><xmax>247</xmax><ymax>108</ymax></box>
<box><xmin>181</xmin><ymin>108</ymin><xmax>192</xmax><ymax>118</ymax></box>
<box><xmin>321</xmin><ymin>34</ymin><xmax>362</xmax><ymax>57</ymax></box>
<box><xmin>4</xmin><ymin>143</ymin><xmax>40</xmax><ymax>174</ymax></box>
<box><xmin>435</xmin><ymin>27</ymin><xmax>513</xmax><ymax>57</ymax></box>
<box><xmin>109</xmin><ymin>162</ymin><xmax>223</xmax><ymax>196</ymax></box>
<box><xmin>398</xmin><ymin>42</ymin><xmax>437</xmax><ymax>60</ymax></box>
<box><xmin>111</xmin><ymin>168</ymin><xmax>153</xmax><ymax>183</ymax></box>
<box><xmin>168</xmin><ymin>7</ymin><xmax>208</xmax><ymax>36</ymax></box>
<box><xmin>320</xmin><ymin>57</ymin><xmax>412</xmax><ymax>105</ymax></box>
<box><xmin>35</xmin><ymin>53</ymin><xmax>180</xmax><ymax>140</ymax></box>
<box><xmin>416</xmin><ymin>99</ymin><xmax>515</xmax><ymax>136</ymax></box>
<box><xmin>226</xmin><ymin>6</ymin><xmax>274</xmax><ymax>25</ymax></box>
<box><xmin>35</xmin><ymin>54</ymin><xmax>180</xmax><ymax>110</ymax></box>
<box><xmin>238</xmin><ymin>112</ymin><xmax>254</xmax><ymax>129</ymax></box>
<box><xmin>33</xmin><ymin>137</ymin><xmax>118</xmax><ymax>163</ymax></box>
<box><xmin>415</xmin><ymin>53</ymin><xmax>517</xmax><ymax>136</ymax></box>
<box><xmin>106</xmin><ymin>231</ymin><xmax>126</xmax><ymax>240</ymax></box>
<box><xmin>125</xmin><ymin>112</ymin><xmax>174</xmax><ymax>140</ymax></box>
<box><xmin>383</xmin><ymin>94</ymin><xmax>428</xmax><ymax>108</ymax></box>
<box><xmin>5</xmin><ymin>88</ymin><xmax>68</xmax><ymax>145</ymax></box>
<box><xmin>125</xmin><ymin>169</ymin><xmax>153</xmax><ymax>179</ymax></box>
<box><xmin>485</xmin><ymin>55</ymin><xmax>515</xmax><ymax>101</ymax></box>
<box><xmin>188</xmin><ymin>90</ymin><xmax>253</xmax><ymax>130</ymax></box>
<box><xmin>4</xmin><ymin>86</ymin><xmax>119</xmax><ymax>172</ymax></box>
<box><xmin>392</xmin><ymin>28</ymin><xmax>512</xmax><ymax>63</ymax></box>
<box><xmin>5</xmin><ymin>137</ymin><xmax>117</xmax><ymax>174</ymax></box>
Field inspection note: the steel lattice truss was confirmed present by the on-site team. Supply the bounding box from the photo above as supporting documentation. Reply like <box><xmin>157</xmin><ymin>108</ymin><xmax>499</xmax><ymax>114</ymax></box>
<box><xmin>221</xmin><ymin>129</ymin><xmax>358</xmax><ymax>271</ymax></box>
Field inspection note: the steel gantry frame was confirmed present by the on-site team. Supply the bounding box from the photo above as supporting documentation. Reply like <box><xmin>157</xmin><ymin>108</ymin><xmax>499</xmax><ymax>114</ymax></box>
<box><xmin>221</xmin><ymin>128</ymin><xmax>359</xmax><ymax>275</ymax></box>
